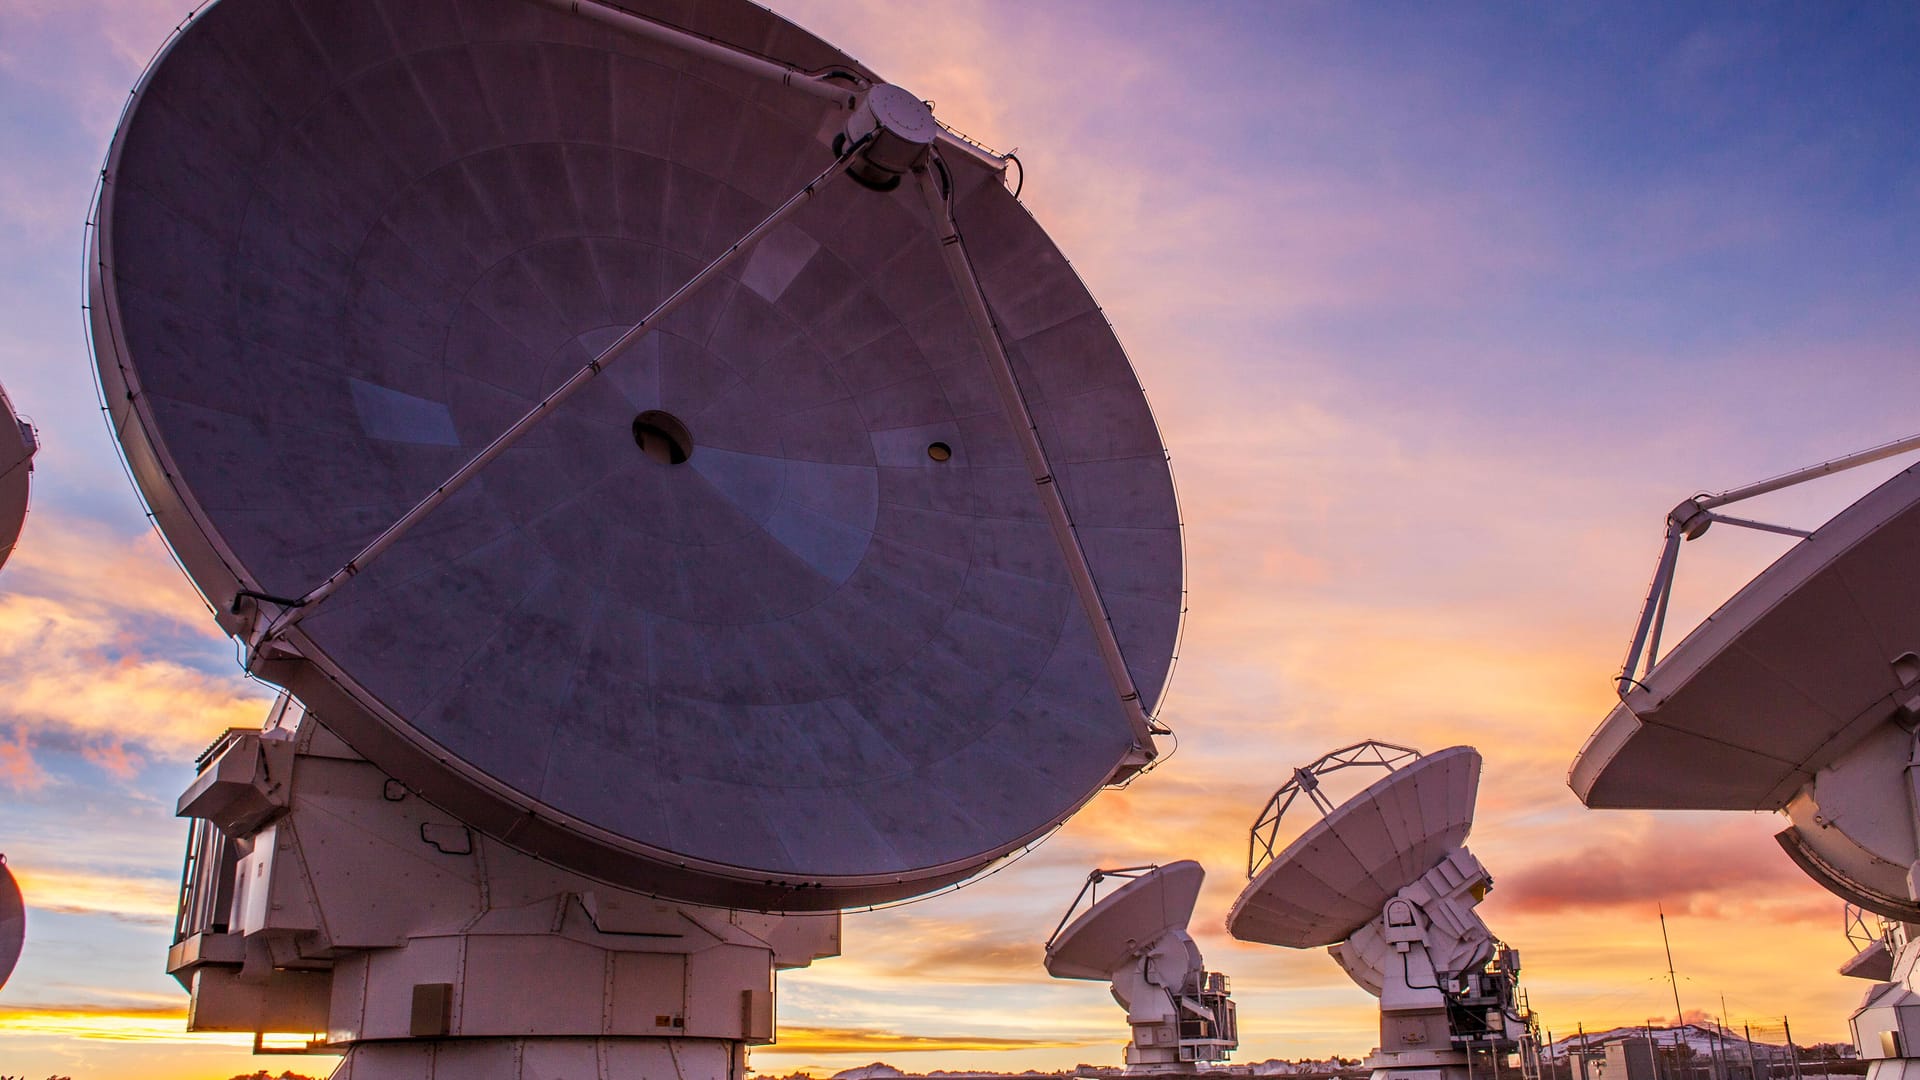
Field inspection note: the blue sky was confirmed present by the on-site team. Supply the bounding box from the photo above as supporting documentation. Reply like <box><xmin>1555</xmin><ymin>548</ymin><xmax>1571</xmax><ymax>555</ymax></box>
<box><xmin>2</xmin><ymin>1</ymin><xmax>1917</xmax><ymax>1077</ymax></box>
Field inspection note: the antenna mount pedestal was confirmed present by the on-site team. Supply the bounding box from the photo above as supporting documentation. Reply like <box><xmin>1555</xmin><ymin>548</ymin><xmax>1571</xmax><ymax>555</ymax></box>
<box><xmin>1330</xmin><ymin>850</ymin><xmax>1532</xmax><ymax>1080</ymax></box>
<box><xmin>169</xmin><ymin>698</ymin><xmax>839</xmax><ymax>1080</ymax></box>
<box><xmin>1045</xmin><ymin>863</ymin><xmax>1238</xmax><ymax>1074</ymax></box>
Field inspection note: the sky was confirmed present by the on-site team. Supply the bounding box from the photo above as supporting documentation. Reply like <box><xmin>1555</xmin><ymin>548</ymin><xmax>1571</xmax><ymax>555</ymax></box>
<box><xmin>3</xmin><ymin>0</ymin><xmax>1920</xmax><ymax>1077</ymax></box>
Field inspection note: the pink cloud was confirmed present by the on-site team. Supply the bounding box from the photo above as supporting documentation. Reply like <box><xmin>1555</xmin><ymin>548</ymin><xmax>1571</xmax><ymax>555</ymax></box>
<box><xmin>1493</xmin><ymin>821</ymin><xmax>1815</xmax><ymax>919</ymax></box>
<box><xmin>0</xmin><ymin>730</ymin><xmax>46</xmax><ymax>791</ymax></box>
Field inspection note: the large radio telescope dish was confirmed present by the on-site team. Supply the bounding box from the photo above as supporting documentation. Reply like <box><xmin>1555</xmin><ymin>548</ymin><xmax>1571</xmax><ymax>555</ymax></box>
<box><xmin>88</xmin><ymin>0</ymin><xmax>1182</xmax><ymax>911</ymax></box>
<box><xmin>1227</xmin><ymin>744</ymin><xmax>1481</xmax><ymax>949</ymax></box>
<box><xmin>1573</xmin><ymin>463</ymin><xmax>1920</xmax><ymax>813</ymax></box>
<box><xmin>0</xmin><ymin>855</ymin><xmax>22</xmax><ymax>991</ymax></box>
<box><xmin>0</xmin><ymin>379</ymin><xmax>33</xmax><ymax>572</ymax></box>
<box><xmin>1572</xmin><ymin>461</ymin><xmax>1920</xmax><ymax>919</ymax></box>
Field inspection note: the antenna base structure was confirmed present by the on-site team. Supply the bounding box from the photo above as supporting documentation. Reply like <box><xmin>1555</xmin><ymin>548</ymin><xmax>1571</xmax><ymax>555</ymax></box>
<box><xmin>1228</xmin><ymin>744</ymin><xmax>1542</xmax><ymax>1080</ymax></box>
<box><xmin>169</xmin><ymin>696</ymin><xmax>840</xmax><ymax>1078</ymax></box>
<box><xmin>1045</xmin><ymin>862</ymin><xmax>1238</xmax><ymax>1073</ymax></box>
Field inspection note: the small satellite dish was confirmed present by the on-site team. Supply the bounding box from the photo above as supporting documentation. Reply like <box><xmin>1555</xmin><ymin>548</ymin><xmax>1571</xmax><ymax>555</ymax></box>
<box><xmin>0</xmin><ymin>379</ymin><xmax>35</xmax><ymax>572</ymax></box>
<box><xmin>1226</xmin><ymin>744</ymin><xmax>1479</xmax><ymax>950</ymax></box>
<box><xmin>89</xmin><ymin>0</ymin><xmax>1183</xmax><ymax>913</ymax></box>
<box><xmin>1228</xmin><ymin>743</ymin><xmax>1538</xmax><ymax>1080</ymax></box>
<box><xmin>0</xmin><ymin>855</ymin><xmax>23</xmax><ymax>990</ymax></box>
<box><xmin>1045</xmin><ymin>862</ymin><xmax>1237</xmax><ymax>1071</ymax></box>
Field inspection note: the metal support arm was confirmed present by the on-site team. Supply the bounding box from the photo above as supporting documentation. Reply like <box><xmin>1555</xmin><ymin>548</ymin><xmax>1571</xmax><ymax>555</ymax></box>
<box><xmin>914</xmin><ymin>153</ymin><xmax>1164</xmax><ymax>767</ymax></box>
<box><xmin>520</xmin><ymin>0</ymin><xmax>859</xmax><ymax>107</ymax></box>
<box><xmin>255</xmin><ymin>147</ymin><xmax>861</xmax><ymax>646</ymax></box>
<box><xmin>1616</xmin><ymin>430</ymin><xmax>1920</xmax><ymax>694</ymax></box>
<box><xmin>517</xmin><ymin>0</ymin><xmax>1011</xmax><ymax>172</ymax></box>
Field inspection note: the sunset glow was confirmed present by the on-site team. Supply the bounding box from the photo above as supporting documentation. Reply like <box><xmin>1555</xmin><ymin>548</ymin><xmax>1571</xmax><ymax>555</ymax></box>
<box><xmin>5</xmin><ymin>1</ymin><xmax>1920</xmax><ymax>1078</ymax></box>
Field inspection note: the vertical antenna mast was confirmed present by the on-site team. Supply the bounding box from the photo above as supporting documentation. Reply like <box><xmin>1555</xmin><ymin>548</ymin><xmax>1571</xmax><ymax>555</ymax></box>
<box><xmin>1661</xmin><ymin>904</ymin><xmax>1686</xmax><ymax>1028</ymax></box>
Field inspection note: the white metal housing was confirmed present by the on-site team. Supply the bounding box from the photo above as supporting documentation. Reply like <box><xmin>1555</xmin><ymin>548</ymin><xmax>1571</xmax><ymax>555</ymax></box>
<box><xmin>1046</xmin><ymin>863</ymin><xmax>1238</xmax><ymax>1072</ymax></box>
<box><xmin>170</xmin><ymin>696</ymin><xmax>840</xmax><ymax>1077</ymax></box>
<box><xmin>1228</xmin><ymin>744</ymin><xmax>1539</xmax><ymax>1080</ymax></box>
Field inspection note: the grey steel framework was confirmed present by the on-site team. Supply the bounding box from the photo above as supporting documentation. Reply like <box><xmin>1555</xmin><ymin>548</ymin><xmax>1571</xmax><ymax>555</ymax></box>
<box><xmin>87</xmin><ymin>0</ymin><xmax>1186</xmax><ymax>911</ymax></box>
<box><xmin>1246</xmin><ymin>739</ymin><xmax>1421</xmax><ymax>879</ymax></box>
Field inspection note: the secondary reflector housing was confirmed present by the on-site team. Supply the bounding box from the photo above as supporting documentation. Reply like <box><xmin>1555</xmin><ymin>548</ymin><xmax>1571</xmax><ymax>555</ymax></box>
<box><xmin>1227</xmin><ymin>746</ymin><xmax>1481</xmax><ymax>949</ymax></box>
<box><xmin>87</xmin><ymin>0</ymin><xmax>1182</xmax><ymax>911</ymax></box>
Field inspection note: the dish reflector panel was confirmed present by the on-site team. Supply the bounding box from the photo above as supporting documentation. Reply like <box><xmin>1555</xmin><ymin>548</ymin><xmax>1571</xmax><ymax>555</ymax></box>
<box><xmin>1571</xmin><ymin>464</ymin><xmax>1920</xmax><ymax>811</ymax></box>
<box><xmin>0</xmin><ymin>380</ymin><xmax>32</xmax><ymax>571</ymax></box>
<box><xmin>0</xmin><ymin>857</ymin><xmax>21</xmax><ymax>990</ymax></box>
<box><xmin>88</xmin><ymin>0</ymin><xmax>1181</xmax><ymax>911</ymax></box>
<box><xmin>1045</xmin><ymin>860</ymin><xmax>1204</xmax><ymax>981</ymax></box>
<box><xmin>1226</xmin><ymin>746</ymin><xmax>1480</xmax><ymax>949</ymax></box>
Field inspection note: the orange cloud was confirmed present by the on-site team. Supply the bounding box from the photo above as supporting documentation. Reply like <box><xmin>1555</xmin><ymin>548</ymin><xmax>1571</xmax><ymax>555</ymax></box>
<box><xmin>9</xmin><ymin>864</ymin><xmax>178</xmax><ymax>926</ymax></box>
<box><xmin>0</xmin><ymin>998</ymin><xmax>232</xmax><ymax>1044</ymax></box>
<box><xmin>0</xmin><ymin>513</ymin><xmax>274</xmax><ymax>780</ymax></box>
<box><xmin>1490</xmin><ymin>819</ymin><xmax>1822</xmax><ymax>923</ymax></box>
<box><xmin>760</xmin><ymin>1025</ymin><xmax>1093</xmax><ymax>1056</ymax></box>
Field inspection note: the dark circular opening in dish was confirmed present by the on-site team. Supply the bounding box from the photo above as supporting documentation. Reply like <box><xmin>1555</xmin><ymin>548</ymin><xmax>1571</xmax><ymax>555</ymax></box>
<box><xmin>927</xmin><ymin>442</ymin><xmax>952</xmax><ymax>462</ymax></box>
<box><xmin>633</xmin><ymin>411</ymin><xmax>693</xmax><ymax>465</ymax></box>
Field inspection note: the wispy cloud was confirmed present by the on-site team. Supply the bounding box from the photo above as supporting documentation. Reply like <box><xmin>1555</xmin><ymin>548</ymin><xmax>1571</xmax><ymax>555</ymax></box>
<box><xmin>0</xmin><ymin>513</ymin><xmax>273</xmax><ymax>786</ymax></box>
<box><xmin>10</xmin><ymin>863</ymin><xmax>178</xmax><ymax>927</ymax></box>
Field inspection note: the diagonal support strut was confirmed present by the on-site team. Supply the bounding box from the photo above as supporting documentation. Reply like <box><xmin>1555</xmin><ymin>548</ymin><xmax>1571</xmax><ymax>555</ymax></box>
<box><xmin>914</xmin><ymin>151</ymin><xmax>1166</xmax><ymax>773</ymax></box>
<box><xmin>250</xmin><ymin>145</ymin><xmax>864</xmax><ymax>650</ymax></box>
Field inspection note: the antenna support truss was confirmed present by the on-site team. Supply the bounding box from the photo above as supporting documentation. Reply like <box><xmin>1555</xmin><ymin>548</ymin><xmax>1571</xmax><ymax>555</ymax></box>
<box><xmin>1616</xmin><ymin>430</ymin><xmax>1920</xmax><ymax>696</ymax></box>
<box><xmin>1044</xmin><ymin>864</ymin><xmax>1161</xmax><ymax>950</ymax></box>
<box><xmin>1246</xmin><ymin>740</ymin><xmax>1421</xmax><ymax>879</ymax></box>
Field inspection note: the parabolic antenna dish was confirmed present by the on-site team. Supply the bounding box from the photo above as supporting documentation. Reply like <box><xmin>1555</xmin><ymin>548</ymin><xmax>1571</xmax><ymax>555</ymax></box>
<box><xmin>0</xmin><ymin>855</ymin><xmax>22</xmax><ymax>990</ymax></box>
<box><xmin>0</xmin><ymin>379</ymin><xmax>34</xmax><ymax>572</ymax></box>
<box><xmin>1571</xmin><ymin>463</ymin><xmax>1920</xmax><ymax>812</ymax></box>
<box><xmin>1226</xmin><ymin>746</ymin><xmax>1481</xmax><ymax>949</ymax></box>
<box><xmin>1045</xmin><ymin>860</ymin><xmax>1205</xmax><ymax>981</ymax></box>
<box><xmin>89</xmin><ymin>0</ymin><xmax>1181</xmax><ymax>911</ymax></box>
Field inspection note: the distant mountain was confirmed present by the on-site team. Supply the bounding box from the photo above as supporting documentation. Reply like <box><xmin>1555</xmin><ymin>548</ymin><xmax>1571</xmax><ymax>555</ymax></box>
<box><xmin>1543</xmin><ymin>1024</ymin><xmax>1790</xmax><ymax>1062</ymax></box>
<box><xmin>830</xmin><ymin>1065</ymin><xmax>909</xmax><ymax>1080</ymax></box>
